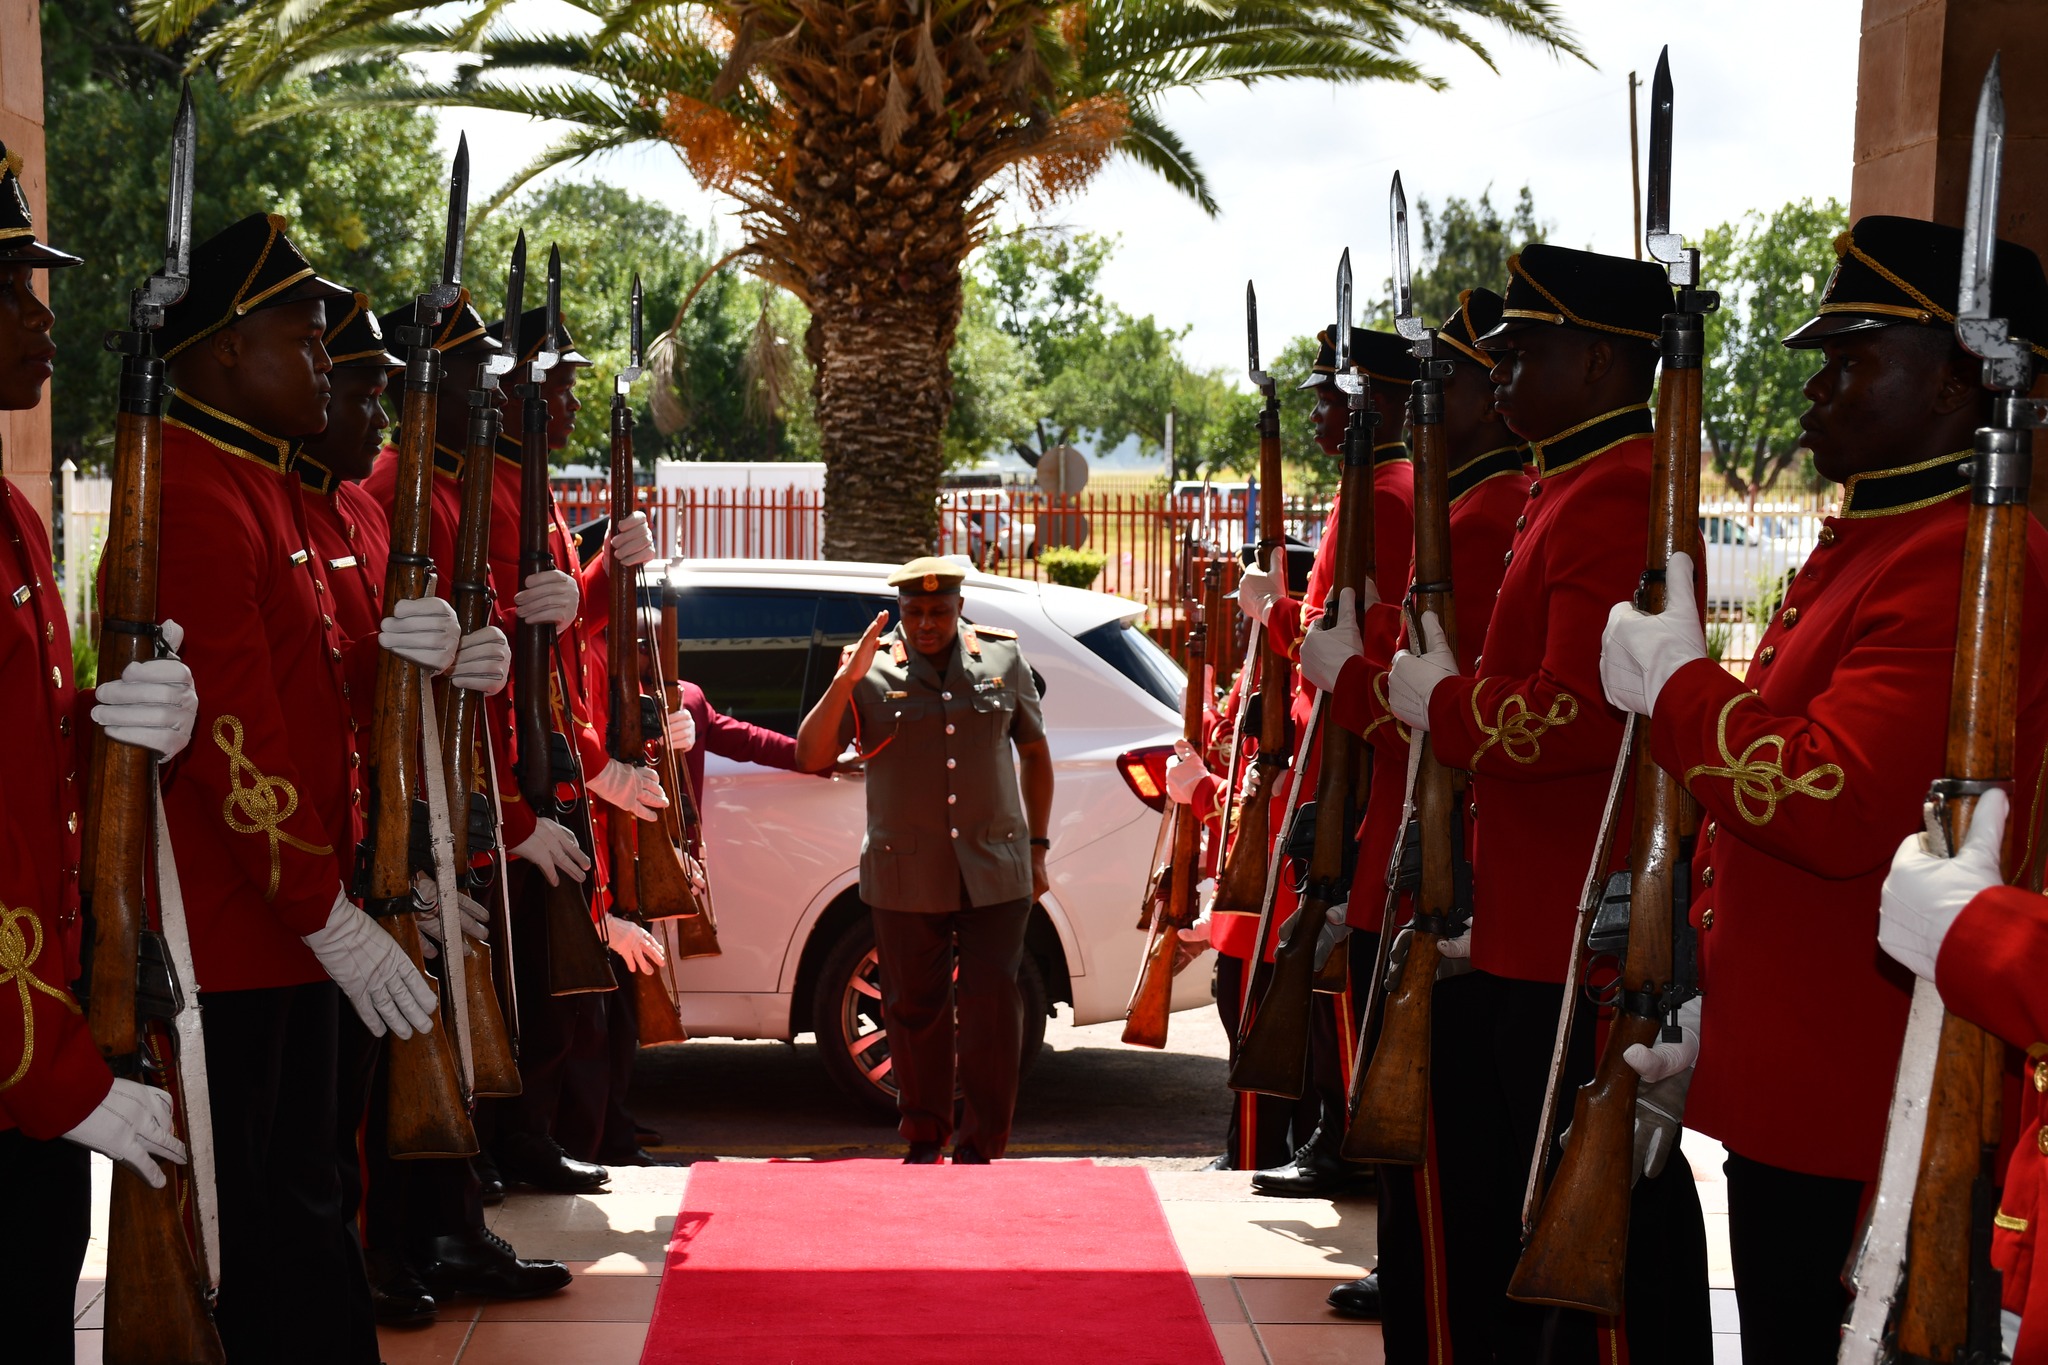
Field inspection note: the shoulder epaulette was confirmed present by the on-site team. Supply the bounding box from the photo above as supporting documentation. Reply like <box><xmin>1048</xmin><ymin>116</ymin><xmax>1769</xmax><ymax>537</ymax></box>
<box><xmin>969</xmin><ymin>624</ymin><xmax>1018</xmax><ymax>640</ymax></box>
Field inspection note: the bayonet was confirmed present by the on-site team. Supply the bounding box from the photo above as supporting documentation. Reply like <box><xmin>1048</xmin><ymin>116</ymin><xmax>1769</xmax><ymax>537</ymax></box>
<box><xmin>532</xmin><ymin>244</ymin><xmax>563</xmax><ymax>386</ymax></box>
<box><xmin>483</xmin><ymin>232</ymin><xmax>526</xmax><ymax>391</ymax></box>
<box><xmin>1391</xmin><ymin>173</ymin><xmax>1422</xmax><ymax>343</ymax></box>
<box><xmin>617</xmin><ymin>273</ymin><xmax>644</xmax><ymax>397</ymax></box>
<box><xmin>1334</xmin><ymin>250</ymin><xmax>1363</xmax><ymax>397</ymax></box>
<box><xmin>1642</xmin><ymin>48</ymin><xmax>1716</xmax><ymax>312</ymax></box>
<box><xmin>133</xmin><ymin>82</ymin><xmax>196</xmax><ymax>331</ymax></box>
<box><xmin>1247</xmin><ymin>281</ymin><xmax>1274</xmax><ymax>399</ymax></box>
<box><xmin>419</xmin><ymin>135</ymin><xmax>469</xmax><ymax>324</ymax></box>
<box><xmin>1954</xmin><ymin>55</ymin><xmax>2039</xmax><ymax>401</ymax></box>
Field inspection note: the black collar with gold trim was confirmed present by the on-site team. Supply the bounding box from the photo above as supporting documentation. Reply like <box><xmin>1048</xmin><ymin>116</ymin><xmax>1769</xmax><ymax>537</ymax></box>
<box><xmin>1528</xmin><ymin>404</ymin><xmax>1653</xmax><ymax>479</ymax></box>
<box><xmin>1838</xmin><ymin>449</ymin><xmax>1972</xmax><ymax>519</ymax></box>
<box><xmin>495</xmin><ymin>431</ymin><xmax>525</xmax><ymax>471</ymax></box>
<box><xmin>1373</xmin><ymin>440</ymin><xmax>1410</xmax><ymax>466</ymax></box>
<box><xmin>1448</xmin><ymin>445</ymin><xmax>1528</xmax><ymax>503</ymax></box>
<box><xmin>432</xmin><ymin>442</ymin><xmax>465</xmax><ymax>480</ymax></box>
<box><xmin>294</xmin><ymin>452</ymin><xmax>339</xmax><ymax>494</ymax></box>
<box><xmin>164</xmin><ymin>392</ymin><xmax>298</xmax><ymax>474</ymax></box>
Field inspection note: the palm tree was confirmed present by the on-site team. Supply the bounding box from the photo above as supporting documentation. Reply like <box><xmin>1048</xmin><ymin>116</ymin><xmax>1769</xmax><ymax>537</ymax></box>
<box><xmin>138</xmin><ymin>0</ymin><xmax>1583</xmax><ymax>560</ymax></box>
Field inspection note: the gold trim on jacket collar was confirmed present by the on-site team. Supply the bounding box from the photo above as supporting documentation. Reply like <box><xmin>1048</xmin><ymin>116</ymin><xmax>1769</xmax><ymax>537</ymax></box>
<box><xmin>294</xmin><ymin>451</ymin><xmax>337</xmax><ymax>494</ymax></box>
<box><xmin>432</xmin><ymin>442</ymin><xmax>466</xmax><ymax>480</ymax></box>
<box><xmin>165</xmin><ymin>392</ymin><xmax>296</xmax><ymax>474</ymax></box>
<box><xmin>1529</xmin><ymin>404</ymin><xmax>1653</xmax><ymax>478</ymax></box>
<box><xmin>1448</xmin><ymin>445</ymin><xmax>1528</xmax><ymax>503</ymax></box>
<box><xmin>495</xmin><ymin>431</ymin><xmax>524</xmax><ymax>470</ymax></box>
<box><xmin>1372</xmin><ymin>441</ymin><xmax>1410</xmax><ymax>466</ymax></box>
<box><xmin>1837</xmin><ymin>449</ymin><xmax>1973</xmax><ymax>519</ymax></box>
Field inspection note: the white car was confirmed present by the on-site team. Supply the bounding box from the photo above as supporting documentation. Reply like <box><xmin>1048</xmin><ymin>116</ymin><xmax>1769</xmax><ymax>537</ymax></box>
<box><xmin>1702</xmin><ymin>512</ymin><xmax>1810</xmax><ymax>613</ymax></box>
<box><xmin>649</xmin><ymin>558</ymin><xmax>1213</xmax><ymax>1114</ymax></box>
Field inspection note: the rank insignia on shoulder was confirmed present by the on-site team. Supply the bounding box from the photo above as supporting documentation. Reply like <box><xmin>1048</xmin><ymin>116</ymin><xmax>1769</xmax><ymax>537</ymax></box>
<box><xmin>290</xmin><ymin>549</ymin><xmax>310</xmax><ymax>566</ymax></box>
<box><xmin>970</xmin><ymin>624</ymin><xmax>1018</xmax><ymax>640</ymax></box>
<box><xmin>885</xmin><ymin>690</ymin><xmax>908</xmax><ymax>701</ymax></box>
<box><xmin>890</xmin><ymin>641</ymin><xmax>908</xmax><ymax>665</ymax></box>
<box><xmin>326</xmin><ymin>555</ymin><xmax>358</xmax><ymax>571</ymax></box>
<box><xmin>11</xmin><ymin>584</ymin><xmax>29</xmax><ymax>606</ymax></box>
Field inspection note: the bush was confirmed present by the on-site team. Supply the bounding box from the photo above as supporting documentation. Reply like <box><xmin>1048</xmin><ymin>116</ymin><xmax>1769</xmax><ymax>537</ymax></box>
<box><xmin>1039</xmin><ymin>547</ymin><xmax>1106</xmax><ymax>589</ymax></box>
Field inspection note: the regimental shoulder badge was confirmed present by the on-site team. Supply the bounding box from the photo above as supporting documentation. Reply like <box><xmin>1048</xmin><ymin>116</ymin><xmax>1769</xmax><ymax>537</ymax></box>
<box><xmin>968</xmin><ymin>624</ymin><xmax>1018</xmax><ymax>641</ymax></box>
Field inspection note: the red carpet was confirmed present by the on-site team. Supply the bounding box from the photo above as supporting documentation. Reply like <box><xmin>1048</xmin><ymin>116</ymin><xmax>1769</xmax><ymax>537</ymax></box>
<box><xmin>642</xmin><ymin>1160</ymin><xmax>1225</xmax><ymax>1364</ymax></box>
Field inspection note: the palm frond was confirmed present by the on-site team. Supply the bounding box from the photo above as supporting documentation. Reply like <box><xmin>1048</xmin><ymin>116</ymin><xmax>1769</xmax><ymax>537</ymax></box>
<box><xmin>1116</xmin><ymin>103</ymin><xmax>1215</xmax><ymax>214</ymax></box>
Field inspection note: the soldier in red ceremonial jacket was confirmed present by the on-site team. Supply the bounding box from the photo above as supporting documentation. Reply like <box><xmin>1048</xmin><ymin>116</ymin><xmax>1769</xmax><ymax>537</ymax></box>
<box><xmin>151</xmin><ymin>213</ymin><xmax>469</xmax><ymax>1362</ymax></box>
<box><xmin>0</xmin><ymin>142</ymin><xmax>198</xmax><ymax>1365</ymax></box>
<box><xmin>1602</xmin><ymin>216</ymin><xmax>2048</xmax><ymax>1358</ymax></box>
<box><xmin>1382</xmin><ymin>244</ymin><xmax>1712</xmax><ymax>1360</ymax></box>
<box><xmin>1298</xmin><ymin>287</ymin><xmax>1532</xmax><ymax>1349</ymax></box>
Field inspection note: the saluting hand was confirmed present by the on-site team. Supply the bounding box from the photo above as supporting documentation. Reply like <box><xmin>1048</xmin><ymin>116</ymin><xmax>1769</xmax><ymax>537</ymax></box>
<box><xmin>836</xmin><ymin>611</ymin><xmax>890</xmax><ymax>684</ymax></box>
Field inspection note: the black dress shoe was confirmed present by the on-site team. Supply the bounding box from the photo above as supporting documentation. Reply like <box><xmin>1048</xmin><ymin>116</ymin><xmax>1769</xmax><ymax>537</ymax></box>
<box><xmin>634</xmin><ymin>1124</ymin><xmax>665</xmax><ymax>1146</ymax></box>
<box><xmin>1327</xmin><ymin>1271</ymin><xmax>1382</xmax><ymax>1320</ymax></box>
<box><xmin>474</xmin><ymin>1152</ymin><xmax>505</xmax><ymax>1206</ymax></box>
<box><xmin>596</xmin><ymin>1147</ymin><xmax>678</xmax><ymax>1168</ymax></box>
<box><xmin>1201</xmin><ymin>1155</ymin><xmax>1233</xmax><ymax>1172</ymax></box>
<box><xmin>952</xmin><ymin>1145</ymin><xmax>991</xmax><ymax>1165</ymax></box>
<box><xmin>1249</xmin><ymin>1131</ymin><xmax>1376</xmax><ymax>1198</ymax></box>
<box><xmin>415</xmin><ymin>1230</ymin><xmax>574</xmax><ymax>1301</ymax></box>
<box><xmin>498</xmin><ymin>1133</ymin><xmax>610</xmax><ymax>1193</ymax></box>
<box><xmin>365</xmin><ymin>1251</ymin><xmax>437</xmax><ymax>1326</ymax></box>
<box><xmin>904</xmin><ymin>1141</ymin><xmax>944</xmax><ymax>1164</ymax></box>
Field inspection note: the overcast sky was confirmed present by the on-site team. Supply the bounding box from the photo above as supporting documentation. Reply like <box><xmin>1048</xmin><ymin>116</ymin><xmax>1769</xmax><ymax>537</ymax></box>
<box><xmin>435</xmin><ymin>0</ymin><xmax>1863</xmax><ymax>375</ymax></box>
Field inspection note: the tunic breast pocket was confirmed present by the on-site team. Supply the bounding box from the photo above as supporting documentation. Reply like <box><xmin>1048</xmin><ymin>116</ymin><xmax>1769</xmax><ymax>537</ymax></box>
<box><xmin>969</xmin><ymin>688</ymin><xmax>1016</xmax><ymax>737</ymax></box>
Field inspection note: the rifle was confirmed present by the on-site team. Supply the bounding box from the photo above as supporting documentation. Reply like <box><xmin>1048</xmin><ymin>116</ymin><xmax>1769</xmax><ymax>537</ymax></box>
<box><xmin>1839</xmin><ymin>56</ymin><xmax>2041</xmax><ymax>1364</ymax></box>
<box><xmin>650</xmin><ymin>597</ymin><xmax>720</xmax><ymax>963</ymax></box>
<box><xmin>513</xmin><ymin>245</ymin><xmax>618</xmax><ymax>996</ymax></box>
<box><xmin>1123</xmin><ymin>552</ymin><xmax>1207</xmax><ymax>1048</ymax></box>
<box><xmin>86</xmin><ymin>84</ymin><xmax>225</xmax><ymax>1365</ymax></box>
<box><xmin>1508</xmin><ymin>50</ymin><xmax>1710</xmax><ymax>1312</ymax></box>
<box><xmin>366</xmin><ymin>140</ymin><xmax>479</xmax><ymax>1157</ymax></box>
<box><xmin>435</xmin><ymin>231</ymin><xmax>528</xmax><ymax>1100</ymax></box>
<box><xmin>1213</xmin><ymin>283</ymin><xmax>1290</xmax><ymax>926</ymax></box>
<box><xmin>1343</xmin><ymin>173</ymin><xmax>1466</xmax><ymax>1165</ymax></box>
<box><xmin>600</xmin><ymin>275</ymin><xmax>690</xmax><ymax>1045</ymax></box>
<box><xmin>1231</xmin><ymin>252</ymin><xmax>1377</xmax><ymax>1099</ymax></box>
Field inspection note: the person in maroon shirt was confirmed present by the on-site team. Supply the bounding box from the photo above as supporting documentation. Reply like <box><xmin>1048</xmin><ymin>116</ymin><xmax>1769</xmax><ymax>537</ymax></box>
<box><xmin>0</xmin><ymin>141</ymin><xmax>198</xmax><ymax>1365</ymax></box>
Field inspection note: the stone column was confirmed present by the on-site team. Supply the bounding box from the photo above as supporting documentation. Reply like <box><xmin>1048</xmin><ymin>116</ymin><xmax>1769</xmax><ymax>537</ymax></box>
<box><xmin>0</xmin><ymin>0</ymin><xmax>50</xmax><ymax>534</ymax></box>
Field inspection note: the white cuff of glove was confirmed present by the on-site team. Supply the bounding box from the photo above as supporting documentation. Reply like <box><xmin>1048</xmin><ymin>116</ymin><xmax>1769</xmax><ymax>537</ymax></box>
<box><xmin>450</xmin><ymin>626</ymin><xmax>511</xmax><ymax>695</ymax></box>
<box><xmin>666</xmin><ymin>705</ymin><xmax>697</xmax><ymax>754</ymax></box>
<box><xmin>1437</xmin><ymin>923</ymin><xmax>1473</xmax><ymax>960</ymax></box>
<box><xmin>64</xmin><ymin>1078</ymin><xmax>188</xmax><ymax>1188</ymax></box>
<box><xmin>588</xmin><ymin>759</ymin><xmax>670</xmax><ymax>821</ymax></box>
<box><xmin>380</xmin><ymin>595</ymin><xmax>461</xmax><ymax>672</ymax></box>
<box><xmin>515</xmin><ymin>569</ymin><xmax>580</xmax><ymax>629</ymax></box>
<box><xmin>92</xmin><ymin>656</ymin><xmax>199</xmax><ymax>761</ymax></box>
<box><xmin>609</xmin><ymin>512</ymin><xmax>656</xmax><ymax>569</ymax></box>
<box><xmin>1300</xmin><ymin>586</ymin><xmax>1367</xmax><ymax>694</ymax></box>
<box><xmin>301</xmin><ymin>891</ymin><xmax>439</xmax><ymax>1040</ymax></box>
<box><xmin>1879</xmin><ymin>787</ymin><xmax>2007</xmax><ymax>983</ymax></box>
<box><xmin>1600</xmin><ymin>550</ymin><xmax>1708</xmax><ymax>718</ymax></box>
<box><xmin>510</xmin><ymin>817</ymin><xmax>591</xmax><ymax>887</ymax></box>
<box><xmin>1164</xmin><ymin>739</ymin><xmax>1209</xmax><ymax>806</ymax></box>
<box><xmin>1237</xmin><ymin>561</ymin><xmax>1279</xmax><ymax>627</ymax></box>
<box><xmin>1387</xmin><ymin>610</ymin><xmax>1456</xmax><ymax>731</ymax></box>
<box><xmin>1623</xmin><ymin>994</ymin><xmax>1702</xmax><ymax>1084</ymax></box>
<box><xmin>412</xmin><ymin>874</ymin><xmax>490</xmax><ymax>944</ymax></box>
<box><xmin>603</xmin><ymin>913</ymin><xmax>667</xmax><ymax>974</ymax></box>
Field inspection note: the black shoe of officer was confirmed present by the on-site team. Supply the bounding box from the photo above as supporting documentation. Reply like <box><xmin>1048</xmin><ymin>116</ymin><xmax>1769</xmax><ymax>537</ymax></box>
<box><xmin>1326</xmin><ymin>1271</ymin><xmax>1382</xmax><ymax>1320</ymax></box>
<box><xmin>416</xmin><ymin>1230</ymin><xmax>574</xmax><ymax>1301</ymax></box>
<box><xmin>475</xmin><ymin>1151</ymin><xmax>506</xmax><ymax>1206</ymax></box>
<box><xmin>904</xmin><ymin>1141</ymin><xmax>944</xmax><ymax>1164</ymax></box>
<box><xmin>1248</xmin><ymin>1129</ymin><xmax>1376</xmax><ymax>1198</ymax></box>
<box><xmin>365</xmin><ymin>1250</ymin><xmax>437</xmax><ymax>1326</ymax></box>
<box><xmin>1201</xmin><ymin>1155</ymin><xmax>1233</xmax><ymax>1172</ymax></box>
<box><xmin>597</xmin><ymin>1146</ymin><xmax>678</xmax><ymax>1168</ymax></box>
<box><xmin>498</xmin><ymin>1133</ymin><xmax>610</xmax><ymax>1193</ymax></box>
<box><xmin>952</xmin><ymin>1145</ymin><xmax>991</xmax><ymax>1165</ymax></box>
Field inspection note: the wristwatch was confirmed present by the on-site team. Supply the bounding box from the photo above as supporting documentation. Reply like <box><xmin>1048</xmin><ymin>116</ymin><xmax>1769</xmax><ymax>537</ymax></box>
<box><xmin>1029</xmin><ymin>837</ymin><xmax>1051</xmax><ymax>849</ymax></box>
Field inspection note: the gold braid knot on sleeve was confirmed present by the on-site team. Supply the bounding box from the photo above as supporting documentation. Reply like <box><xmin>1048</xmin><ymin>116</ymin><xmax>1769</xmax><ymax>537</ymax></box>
<box><xmin>0</xmin><ymin>902</ymin><xmax>81</xmax><ymax>1091</ymax></box>
<box><xmin>1468</xmin><ymin>690</ymin><xmax>1579</xmax><ymax>768</ymax></box>
<box><xmin>215</xmin><ymin>714</ymin><xmax>336</xmax><ymax>900</ymax></box>
<box><xmin>1682</xmin><ymin>693</ymin><xmax>1845</xmax><ymax>827</ymax></box>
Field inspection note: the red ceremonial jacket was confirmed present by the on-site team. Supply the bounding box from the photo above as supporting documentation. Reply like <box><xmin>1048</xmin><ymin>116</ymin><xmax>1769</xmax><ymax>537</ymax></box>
<box><xmin>0</xmin><ymin>479</ymin><xmax>110</xmax><ymax>1138</ymax></box>
<box><xmin>1659</xmin><ymin>453</ymin><xmax>2048</xmax><ymax>1182</ymax></box>
<box><xmin>296</xmin><ymin>459</ymin><xmax>392</xmax><ymax>735</ymax></box>
<box><xmin>152</xmin><ymin>396</ymin><xmax>371</xmax><ymax>992</ymax></box>
<box><xmin>1938</xmin><ymin>884</ymin><xmax>2048</xmax><ymax>1356</ymax></box>
<box><xmin>1422</xmin><ymin>405</ymin><xmax>1658</xmax><ymax>984</ymax></box>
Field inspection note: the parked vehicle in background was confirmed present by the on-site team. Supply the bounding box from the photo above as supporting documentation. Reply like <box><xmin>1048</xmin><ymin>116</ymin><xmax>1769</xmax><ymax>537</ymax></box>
<box><xmin>1702</xmin><ymin>511</ymin><xmax>1811</xmax><ymax>613</ymax></box>
<box><xmin>654</xmin><ymin>559</ymin><xmax>1206</xmax><ymax>1116</ymax></box>
<box><xmin>939</xmin><ymin>486</ymin><xmax>1037</xmax><ymax>567</ymax></box>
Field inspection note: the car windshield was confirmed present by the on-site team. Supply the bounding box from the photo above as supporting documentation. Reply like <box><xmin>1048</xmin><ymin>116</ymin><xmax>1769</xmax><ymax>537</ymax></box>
<box><xmin>1074</xmin><ymin>618</ymin><xmax>1184</xmax><ymax>712</ymax></box>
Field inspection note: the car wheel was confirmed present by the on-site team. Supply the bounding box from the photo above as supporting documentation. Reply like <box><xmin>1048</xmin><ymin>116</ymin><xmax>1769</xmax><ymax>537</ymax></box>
<box><xmin>811</xmin><ymin>911</ymin><xmax>1051</xmax><ymax>1121</ymax></box>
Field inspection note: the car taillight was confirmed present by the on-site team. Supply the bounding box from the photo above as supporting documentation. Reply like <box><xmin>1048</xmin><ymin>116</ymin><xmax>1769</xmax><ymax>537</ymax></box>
<box><xmin>1116</xmin><ymin>745</ymin><xmax>1174</xmax><ymax>812</ymax></box>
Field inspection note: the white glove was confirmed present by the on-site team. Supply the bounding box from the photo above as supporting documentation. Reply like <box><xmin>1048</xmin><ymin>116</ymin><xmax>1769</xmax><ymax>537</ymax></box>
<box><xmin>1879</xmin><ymin>787</ymin><xmax>2007</xmax><ymax>983</ymax></box>
<box><xmin>1388</xmin><ymin>610</ymin><xmax>1457</xmax><ymax>731</ymax></box>
<box><xmin>608</xmin><ymin>512</ymin><xmax>656</xmax><ymax>569</ymax></box>
<box><xmin>379</xmin><ymin>595</ymin><xmax>460</xmax><ymax>672</ymax></box>
<box><xmin>93</xmin><ymin>657</ymin><xmax>198</xmax><ymax>761</ymax></box>
<box><xmin>411</xmin><ymin>874</ymin><xmax>490</xmax><ymax>943</ymax></box>
<box><xmin>515</xmin><ymin>569</ymin><xmax>580</xmax><ymax>629</ymax></box>
<box><xmin>63</xmin><ymin>1078</ymin><xmax>188</xmax><ymax>1188</ymax></box>
<box><xmin>1633</xmin><ymin>1064</ymin><xmax>1694</xmax><ymax>1181</ymax></box>
<box><xmin>1601</xmin><ymin>550</ymin><xmax>1708</xmax><ymax>717</ymax></box>
<box><xmin>450</xmin><ymin>625</ymin><xmax>511</xmax><ymax>695</ymax></box>
<box><xmin>666</xmin><ymin>705</ymin><xmax>697</xmax><ymax>754</ymax></box>
<box><xmin>1176</xmin><ymin>906</ymin><xmax>1213</xmax><ymax>946</ymax></box>
<box><xmin>588</xmin><ymin>759</ymin><xmax>670</xmax><ymax>820</ymax></box>
<box><xmin>1623</xmin><ymin>995</ymin><xmax>1701</xmax><ymax>1084</ymax></box>
<box><xmin>1237</xmin><ymin>558</ymin><xmax>1280</xmax><ymax>626</ymax></box>
<box><xmin>1438</xmin><ymin>923</ymin><xmax>1472</xmax><ymax>959</ymax></box>
<box><xmin>1164</xmin><ymin>739</ymin><xmax>1209</xmax><ymax>805</ymax></box>
<box><xmin>1301</xmin><ymin>584</ymin><xmax>1372</xmax><ymax>694</ymax></box>
<box><xmin>301</xmin><ymin>892</ymin><xmax>439</xmax><ymax>1040</ymax></box>
<box><xmin>511</xmin><ymin>817</ymin><xmax>591</xmax><ymax>887</ymax></box>
<box><xmin>604</xmin><ymin>913</ymin><xmax>667</xmax><ymax>975</ymax></box>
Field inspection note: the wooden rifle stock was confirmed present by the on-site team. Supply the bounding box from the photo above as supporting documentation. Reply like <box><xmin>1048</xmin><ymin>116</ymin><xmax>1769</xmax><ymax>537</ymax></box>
<box><xmin>1508</xmin><ymin>313</ymin><xmax>1704</xmax><ymax>1315</ymax></box>
<box><xmin>440</xmin><ymin>389</ymin><xmax>521</xmax><ymax>1098</ymax></box>
<box><xmin>91</xmin><ymin>362</ymin><xmax>225</xmax><ymax>1363</ymax></box>
<box><xmin>1123</xmin><ymin>611</ymin><xmax>1207</xmax><ymax>1047</ymax></box>
<box><xmin>369</xmin><ymin>345</ymin><xmax>478</xmax><ymax>1158</ymax></box>
<box><xmin>654</xmin><ymin>603</ymin><xmax>722</xmax><ymax>961</ymax></box>
<box><xmin>1344</xmin><ymin>372</ymin><xmax>1459</xmax><ymax>1166</ymax></box>
<box><xmin>1230</xmin><ymin>417</ymin><xmax>1376</xmax><ymax>1099</ymax></box>
<box><xmin>513</xmin><ymin>372</ymin><xmax>617</xmax><ymax>996</ymax></box>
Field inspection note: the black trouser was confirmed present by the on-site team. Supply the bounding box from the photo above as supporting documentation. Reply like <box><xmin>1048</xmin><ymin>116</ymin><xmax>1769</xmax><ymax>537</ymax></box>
<box><xmin>1430</xmin><ymin>969</ymin><xmax>1712</xmax><ymax>1364</ymax></box>
<box><xmin>203</xmin><ymin>981</ymin><xmax>378</xmax><ymax>1364</ymax></box>
<box><xmin>583</xmin><ymin>949</ymin><xmax>644</xmax><ymax>1162</ymax></box>
<box><xmin>1306</xmin><ymin>928</ymin><xmax>1378</xmax><ymax>1156</ymax></box>
<box><xmin>335</xmin><ymin>1006</ymin><xmax>483</xmax><ymax>1262</ymax></box>
<box><xmin>0</xmin><ymin>1127</ymin><xmax>90</xmax><ymax>1363</ymax></box>
<box><xmin>491</xmin><ymin>863</ymin><xmax>608</xmax><ymax>1156</ymax></box>
<box><xmin>1725</xmin><ymin>1151</ymin><xmax>1865</xmax><ymax>1364</ymax></box>
<box><xmin>1214</xmin><ymin>951</ymin><xmax>1312</xmax><ymax>1169</ymax></box>
<box><xmin>869</xmin><ymin>900</ymin><xmax>1031</xmax><ymax>1157</ymax></box>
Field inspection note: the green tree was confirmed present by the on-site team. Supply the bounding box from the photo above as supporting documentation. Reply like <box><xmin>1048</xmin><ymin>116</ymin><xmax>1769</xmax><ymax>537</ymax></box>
<box><xmin>1700</xmin><ymin>198</ymin><xmax>1847</xmax><ymax>496</ymax></box>
<box><xmin>146</xmin><ymin>0</ymin><xmax>1586</xmax><ymax>561</ymax></box>
<box><xmin>1363</xmin><ymin>186</ymin><xmax>1548</xmax><ymax>327</ymax></box>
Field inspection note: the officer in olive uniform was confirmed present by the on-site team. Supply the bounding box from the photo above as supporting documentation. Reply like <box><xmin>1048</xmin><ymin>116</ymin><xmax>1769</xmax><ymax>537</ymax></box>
<box><xmin>795</xmin><ymin>556</ymin><xmax>1054</xmax><ymax>1164</ymax></box>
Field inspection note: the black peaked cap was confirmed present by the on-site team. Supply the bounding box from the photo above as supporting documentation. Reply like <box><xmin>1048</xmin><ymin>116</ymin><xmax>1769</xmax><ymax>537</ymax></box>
<box><xmin>1296</xmin><ymin>326</ymin><xmax>1419</xmax><ymax>390</ymax></box>
<box><xmin>158</xmin><ymin>213</ymin><xmax>351</xmax><ymax>360</ymax></box>
<box><xmin>1480</xmin><ymin>243</ymin><xmax>1674</xmax><ymax>345</ymax></box>
<box><xmin>0</xmin><ymin>142</ymin><xmax>79</xmax><ymax>268</ymax></box>
<box><xmin>1438</xmin><ymin>288</ymin><xmax>1505</xmax><ymax>366</ymax></box>
<box><xmin>487</xmin><ymin>306</ymin><xmax>591</xmax><ymax>369</ymax></box>
<box><xmin>1783</xmin><ymin>215</ymin><xmax>2048</xmax><ymax>357</ymax></box>
<box><xmin>323</xmin><ymin>291</ymin><xmax>404</xmax><ymax>368</ymax></box>
<box><xmin>382</xmin><ymin>288</ymin><xmax>500</xmax><ymax>358</ymax></box>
